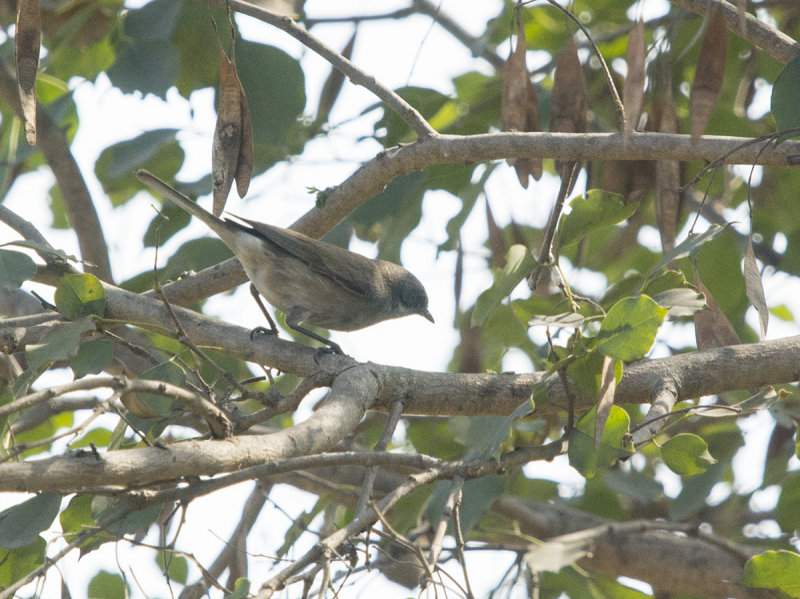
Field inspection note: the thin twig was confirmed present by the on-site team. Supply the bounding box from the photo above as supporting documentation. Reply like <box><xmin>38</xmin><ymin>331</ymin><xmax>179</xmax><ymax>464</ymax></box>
<box><xmin>355</xmin><ymin>393</ymin><xmax>405</xmax><ymax>516</ymax></box>
<box><xmin>226</xmin><ymin>0</ymin><xmax>437</xmax><ymax>139</ymax></box>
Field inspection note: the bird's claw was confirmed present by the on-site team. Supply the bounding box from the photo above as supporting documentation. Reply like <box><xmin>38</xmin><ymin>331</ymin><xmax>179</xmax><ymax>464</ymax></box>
<box><xmin>250</xmin><ymin>326</ymin><xmax>278</xmax><ymax>341</ymax></box>
<box><xmin>313</xmin><ymin>344</ymin><xmax>343</xmax><ymax>364</ymax></box>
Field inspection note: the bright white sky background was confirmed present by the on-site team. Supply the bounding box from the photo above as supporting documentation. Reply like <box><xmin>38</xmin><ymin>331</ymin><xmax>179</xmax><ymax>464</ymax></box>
<box><xmin>1</xmin><ymin>0</ymin><xmax>798</xmax><ymax>596</ymax></box>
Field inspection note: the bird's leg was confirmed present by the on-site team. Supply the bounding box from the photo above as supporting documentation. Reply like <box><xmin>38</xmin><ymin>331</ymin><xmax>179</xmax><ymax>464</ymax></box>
<box><xmin>286</xmin><ymin>320</ymin><xmax>343</xmax><ymax>357</ymax></box>
<box><xmin>249</xmin><ymin>283</ymin><xmax>279</xmax><ymax>340</ymax></box>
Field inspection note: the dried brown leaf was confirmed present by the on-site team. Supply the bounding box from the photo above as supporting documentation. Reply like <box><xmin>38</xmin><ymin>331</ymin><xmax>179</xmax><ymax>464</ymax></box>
<box><xmin>15</xmin><ymin>0</ymin><xmax>41</xmax><ymax>146</ymax></box>
<box><xmin>502</xmin><ymin>18</ymin><xmax>542</xmax><ymax>187</ymax></box>
<box><xmin>316</xmin><ymin>31</ymin><xmax>356</xmax><ymax>125</ymax></box>
<box><xmin>693</xmin><ymin>264</ymin><xmax>740</xmax><ymax>350</ymax></box>
<box><xmin>623</xmin><ymin>19</ymin><xmax>646</xmax><ymax>134</ymax></box>
<box><xmin>689</xmin><ymin>8</ymin><xmax>727</xmax><ymax>139</ymax></box>
<box><xmin>213</xmin><ymin>49</ymin><xmax>253</xmax><ymax>215</ymax></box>
<box><xmin>485</xmin><ymin>199</ymin><xmax>507</xmax><ymax>269</ymax></box>
<box><xmin>551</xmin><ymin>35</ymin><xmax>586</xmax><ymax>181</ymax></box>
<box><xmin>550</xmin><ymin>35</ymin><xmax>587</xmax><ymax>135</ymax></box>
<box><xmin>502</xmin><ymin>18</ymin><xmax>529</xmax><ymax>133</ymax></box>
<box><xmin>655</xmin><ymin>84</ymin><xmax>681</xmax><ymax>253</ymax></box>
<box><xmin>595</xmin><ymin>355</ymin><xmax>617</xmax><ymax>449</ymax></box>
<box><xmin>744</xmin><ymin>237</ymin><xmax>769</xmax><ymax>339</ymax></box>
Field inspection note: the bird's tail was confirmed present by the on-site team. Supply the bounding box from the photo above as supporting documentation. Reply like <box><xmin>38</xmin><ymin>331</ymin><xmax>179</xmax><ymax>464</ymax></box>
<box><xmin>135</xmin><ymin>170</ymin><xmax>228</xmax><ymax>236</ymax></box>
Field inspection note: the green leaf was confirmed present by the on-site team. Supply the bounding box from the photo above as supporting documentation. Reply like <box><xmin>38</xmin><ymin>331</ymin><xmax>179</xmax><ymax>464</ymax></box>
<box><xmin>472</xmin><ymin>245</ymin><xmax>536</xmax><ymax>326</ymax></box>
<box><xmin>426</xmin><ymin>475</ymin><xmax>506</xmax><ymax>536</ymax></box>
<box><xmin>648</xmin><ymin>224</ymin><xmax>730</xmax><ymax>276</ymax></box>
<box><xmin>96</xmin><ymin>129</ymin><xmax>184</xmax><ymax>206</ymax></box>
<box><xmin>776</xmin><ymin>475</ymin><xmax>800</xmax><ymax>533</ymax></box>
<box><xmin>0</xmin><ymin>250</ymin><xmax>36</xmax><ymax>288</ymax></box>
<box><xmin>652</xmin><ymin>287</ymin><xmax>706</xmax><ymax>317</ymax></box>
<box><xmin>771</xmin><ymin>55</ymin><xmax>800</xmax><ymax>137</ymax></box>
<box><xmin>227</xmin><ymin>578</ymin><xmax>251</xmax><ymax>599</ymax></box>
<box><xmin>106</xmin><ymin>0</ymin><xmax>181</xmax><ymax>99</ymax></box>
<box><xmin>71</xmin><ymin>338</ymin><xmax>114</xmax><ymax>378</ymax></box>
<box><xmin>558</xmin><ymin>190</ymin><xmax>636</xmax><ymax>248</ymax></box>
<box><xmin>156</xmin><ymin>551</ymin><xmax>188</xmax><ymax>584</ymax></box>
<box><xmin>660</xmin><ymin>433</ymin><xmax>717</xmax><ymax>476</ymax></box>
<box><xmin>450</xmin><ymin>416</ymin><xmax>513</xmax><ymax>458</ymax></box>
<box><xmin>233</xmin><ymin>38</ymin><xmax>306</xmax><ymax>173</ymax></box>
<box><xmin>0</xmin><ymin>493</ymin><xmax>61</xmax><ymax>549</ymax></box>
<box><xmin>668</xmin><ymin>463</ymin><xmax>723</xmax><ymax>521</ymax></box>
<box><xmin>568</xmin><ymin>406</ymin><xmax>632</xmax><ymax>477</ymax></box>
<box><xmin>134</xmin><ymin>361</ymin><xmax>186</xmax><ymax>416</ymax></box>
<box><xmin>88</xmin><ymin>570</ymin><xmax>128</xmax><ymax>599</ymax></box>
<box><xmin>16</xmin><ymin>319</ymin><xmax>96</xmax><ymax>396</ymax></box>
<box><xmin>597</xmin><ymin>296</ymin><xmax>667</xmax><ymax>361</ymax></box>
<box><xmin>528</xmin><ymin>312</ymin><xmax>585</xmax><ymax>328</ymax></box>
<box><xmin>0</xmin><ymin>536</ymin><xmax>45</xmax><ymax>588</ymax></box>
<box><xmin>55</xmin><ymin>273</ymin><xmax>106</xmax><ymax>319</ymax></box>
<box><xmin>742</xmin><ymin>550</ymin><xmax>800</xmax><ymax>597</ymax></box>
<box><xmin>60</xmin><ymin>494</ymin><xmax>95</xmax><ymax>538</ymax></box>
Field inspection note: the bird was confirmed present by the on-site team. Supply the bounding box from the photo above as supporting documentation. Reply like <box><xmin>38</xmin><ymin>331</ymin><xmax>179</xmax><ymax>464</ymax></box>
<box><xmin>135</xmin><ymin>170</ymin><xmax>433</xmax><ymax>354</ymax></box>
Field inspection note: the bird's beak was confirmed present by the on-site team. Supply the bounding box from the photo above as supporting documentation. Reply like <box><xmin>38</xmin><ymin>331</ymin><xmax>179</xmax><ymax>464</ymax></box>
<box><xmin>420</xmin><ymin>308</ymin><xmax>434</xmax><ymax>323</ymax></box>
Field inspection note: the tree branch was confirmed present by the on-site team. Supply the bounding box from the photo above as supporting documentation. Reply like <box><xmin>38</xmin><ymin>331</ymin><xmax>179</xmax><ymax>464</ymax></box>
<box><xmin>225</xmin><ymin>0</ymin><xmax>437</xmax><ymax>140</ymax></box>
<box><xmin>671</xmin><ymin>0</ymin><xmax>800</xmax><ymax>64</ymax></box>
<box><xmin>151</xmin><ymin>131</ymin><xmax>800</xmax><ymax>306</ymax></box>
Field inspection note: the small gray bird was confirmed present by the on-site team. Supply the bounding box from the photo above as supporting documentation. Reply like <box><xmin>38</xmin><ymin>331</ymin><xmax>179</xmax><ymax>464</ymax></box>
<box><xmin>136</xmin><ymin>170</ymin><xmax>433</xmax><ymax>353</ymax></box>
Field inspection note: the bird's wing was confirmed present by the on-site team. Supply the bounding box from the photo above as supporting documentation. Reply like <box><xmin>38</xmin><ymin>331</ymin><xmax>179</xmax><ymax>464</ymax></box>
<box><xmin>231</xmin><ymin>216</ymin><xmax>380</xmax><ymax>297</ymax></box>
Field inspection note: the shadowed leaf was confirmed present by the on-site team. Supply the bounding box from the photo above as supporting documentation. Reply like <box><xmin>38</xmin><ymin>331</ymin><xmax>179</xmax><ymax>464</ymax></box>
<box><xmin>213</xmin><ymin>48</ymin><xmax>253</xmax><ymax>215</ymax></box>
<box><xmin>744</xmin><ymin>237</ymin><xmax>769</xmax><ymax>339</ymax></box>
<box><xmin>693</xmin><ymin>263</ymin><xmax>740</xmax><ymax>350</ymax></box>
<box><xmin>689</xmin><ymin>8</ymin><xmax>727</xmax><ymax>138</ymax></box>
<box><xmin>623</xmin><ymin>19</ymin><xmax>646</xmax><ymax>133</ymax></box>
<box><xmin>502</xmin><ymin>17</ymin><xmax>541</xmax><ymax>186</ymax></box>
<box><xmin>15</xmin><ymin>0</ymin><xmax>41</xmax><ymax>145</ymax></box>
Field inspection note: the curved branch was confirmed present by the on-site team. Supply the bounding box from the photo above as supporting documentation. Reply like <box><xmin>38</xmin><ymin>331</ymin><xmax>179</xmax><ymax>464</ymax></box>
<box><xmin>151</xmin><ymin>131</ymin><xmax>800</xmax><ymax>306</ymax></box>
<box><xmin>671</xmin><ymin>0</ymin><xmax>800</xmax><ymax>64</ymax></box>
<box><xmin>0</xmin><ymin>363</ymin><xmax>376</xmax><ymax>492</ymax></box>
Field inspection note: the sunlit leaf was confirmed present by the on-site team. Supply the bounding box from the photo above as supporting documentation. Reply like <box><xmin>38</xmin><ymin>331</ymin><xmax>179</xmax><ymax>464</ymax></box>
<box><xmin>660</xmin><ymin>433</ymin><xmax>716</xmax><ymax>476</ymax></box>
<box><xmin>568</xmin><ymin>406</ymin><xmax>632</xmax><ymax>477</ymax></box>
<box><xmin>528</xmin><ymin>312</ymin><xmax>584</xmax><ymax>328</ymax></box>
<box><xmin>54</xmin><ymin>273</ymin><xmax>106</xmax><ymax>319</ymax></box>
<box><xmin>652</xmin><ymin>288</ymin><xmax>706</xmax><ymax>317</ymax></box>
<box><xmin>597</xmin><ymin>296</ymin><xmax>667</xmax><ymax>361</ymax></box>
<box><xmin>742</xmin><ymin>551</ymin><xmax>800</xmax><ymax>597</ymax></box>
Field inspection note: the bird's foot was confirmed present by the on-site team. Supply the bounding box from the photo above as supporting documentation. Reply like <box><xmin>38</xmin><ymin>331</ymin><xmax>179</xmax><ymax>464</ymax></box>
<box><xmin>250</xmin><ymin>326</ymin><xmax>278</xmax><ymax>341</ymax></box>
<box><xmin>313</xmin><ymin>343</ymin><xmax>344</xmax><ymax>364</ymax></box>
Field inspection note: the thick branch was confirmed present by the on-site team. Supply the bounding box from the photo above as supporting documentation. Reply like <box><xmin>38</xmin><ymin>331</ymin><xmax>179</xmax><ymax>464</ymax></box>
<box><xmin>671</xmin><ymin>0</ymin><xmax>800</xmax><ymax>64</ymax></box>
<box><xmin>494</xmin><ymin>496</ymin><xmax>772</xmax><ymax>599</ymax></box>
<box><xmin>0</xmin><ymin>364</ymin><xmax>377</xmax><ymax>492</ymax></box>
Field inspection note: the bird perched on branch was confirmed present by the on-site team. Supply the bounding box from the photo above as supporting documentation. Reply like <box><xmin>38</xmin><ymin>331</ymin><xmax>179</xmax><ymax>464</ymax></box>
<box><xmin>136</xmin><ymin>170</ymin><xmax>433</xmax><ymax>354</ymax></box>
